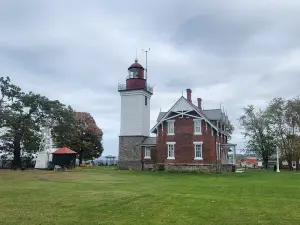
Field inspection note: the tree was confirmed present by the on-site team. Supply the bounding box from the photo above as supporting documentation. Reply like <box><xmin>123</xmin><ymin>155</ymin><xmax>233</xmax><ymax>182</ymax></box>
<box><xmin>266</xmin><ymin>97</ymin><xmax>300</xmax><ymax>170</ymax></box>
<box><xmin>0</xmin><ymin>77</ymin><xmax>12</xmax><ymax>129</ymax></box>
<box><xmin>0</xmin><ymin>76</ymin><xmax>76</xmax><ymax>168</ymax></box>
<box><xmin>52</xmin><ymin>112</ymin><xmax>103</xmax><ymax>164</ymax></box>
<box><xmin>239</xmin><ymin>105</ymin><xmax>276</xmax><ymax>168</ymax></box>
<box><xmin>226</xmin><ymin>120</ymin><xmax>234</xmax><ymax>141</ymax></box>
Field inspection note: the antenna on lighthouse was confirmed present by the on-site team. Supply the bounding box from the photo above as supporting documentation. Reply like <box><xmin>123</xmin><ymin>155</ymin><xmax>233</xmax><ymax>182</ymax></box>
<box><xmin>135</xmin><ymin>48</ymin><xmax>138</xmax><ymax>60</ymax></box>
<box><xmin>142</xmin><ymin>48</ymin><xmax>150</xmax><ymax>81</ymax></box>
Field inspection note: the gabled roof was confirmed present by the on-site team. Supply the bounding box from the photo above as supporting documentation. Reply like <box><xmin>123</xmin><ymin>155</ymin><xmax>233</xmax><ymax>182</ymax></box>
<box><xmin>158</xmin><ymin>108</ymin><xmax>229</xmax><ymax>125</ymax></box>
<box><xmin>52</xmin><ymin>146</ymin><xmax>77</xmax><ymax>155</ymax></box>
<box><xmin>151</xmin><ymin>96</ymin><xmax>219</xmax><ymax>133</ymax></box>
<box><xmin>202</xmin><ymin>109</ymin><xmax>229</xmax><ymax>124</ymax></box>
<box><xmin>157</xmin><ymin>112</ymin><xmax>166</xmax><ymax>122</ymax></box>
<box><xmin>142</xmin><ymin>137</ymin><xmax>156</xmax><ymax>146</ymax></box>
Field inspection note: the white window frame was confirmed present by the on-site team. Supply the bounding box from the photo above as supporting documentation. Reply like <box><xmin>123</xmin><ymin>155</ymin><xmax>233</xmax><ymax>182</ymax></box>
<box><xmin>194</xmin><ymin>119</ymin><xmax>202</xmax><ymax>135</ymax></box>
<box><xmin>144</xmin><ymin>147</ymin><xmax>151</xmax><ymax>159</ymax></box>
<box><xmin>167</xmin><ymin>142</ymin><xmax>175</xmax><ymax>159</ymax></box>
<box><xmin>167</xmin><ymin>120</ymin><xmax>175</xmax><ymax>135</ymax></box>
<box><xmin>194</xmin><ymin>141</ymin><xmax>203</xmax><ymax>160</ymax></box>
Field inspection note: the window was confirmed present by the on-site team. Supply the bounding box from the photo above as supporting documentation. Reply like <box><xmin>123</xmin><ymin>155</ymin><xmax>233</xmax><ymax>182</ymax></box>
<box><xmin>167</xmin><ymin>142</ymin><xmax>175</xmax><ymax>159</ymax></box>
<box><xmin>194</xmin><ymin>119</ymin><xmax>202</xmax><ymax>135</ymax></box>
<box><xmin>167</xmin><ymin>120</ymin><xmax>175</xmax><ymax>135</ymax></box>
<box><xmin>194</xmin><ymin>142</ymin><xmax>203</xmax><ymax>160</ymax></box>
<box><xmin>145</xmin><ymin>96</ymin><xmax>147</xmax><ymax>106</ymax></box>
<box><xmin>144</xmin><ymin>147</ymin><xmax>151</xmax><ymax>159</ymax></box>
<box><xmin>128</xmin><ymin>70</ymin><xmax>138</xmax><ymax>78</ymax></box>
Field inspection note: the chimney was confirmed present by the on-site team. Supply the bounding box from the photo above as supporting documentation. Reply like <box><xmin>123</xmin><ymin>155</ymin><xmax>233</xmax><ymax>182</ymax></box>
<box><xmin>197</xmin><ymin>98</ymin><xmax>202</xmax><ymax>109</ymax></box>
<box><xmin>186</xmin><ymin>89</ymin><xmax>192</xmax><ymax>102</ymax></box>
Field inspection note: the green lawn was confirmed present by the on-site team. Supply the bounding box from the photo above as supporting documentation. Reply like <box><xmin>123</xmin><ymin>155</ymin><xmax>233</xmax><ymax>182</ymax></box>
<box><xmin>1</xmin><ymin>168</ymin><xmax>300</xmax><ymax>225</ymax></box>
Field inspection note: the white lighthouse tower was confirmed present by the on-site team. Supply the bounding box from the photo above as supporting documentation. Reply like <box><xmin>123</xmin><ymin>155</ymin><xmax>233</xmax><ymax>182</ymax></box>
<box><xmin>117</xmin><ymin>58</ymin><xmax>153</xmax><ymax>169</ymax></box>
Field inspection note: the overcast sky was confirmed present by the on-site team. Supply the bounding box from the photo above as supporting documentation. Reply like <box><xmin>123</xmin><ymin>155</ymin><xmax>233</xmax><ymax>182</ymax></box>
<box><xmin>1</xmin><ymin>0</ymin><xmax>300</xmax><ymax>156</ymax></box>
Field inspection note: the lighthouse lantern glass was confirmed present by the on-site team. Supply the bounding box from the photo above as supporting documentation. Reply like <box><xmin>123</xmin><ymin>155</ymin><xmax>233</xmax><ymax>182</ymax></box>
<box><xmin>128</xmin><ymin>68</ymin><xmax>139</xmax><ymax>79</ymax></box>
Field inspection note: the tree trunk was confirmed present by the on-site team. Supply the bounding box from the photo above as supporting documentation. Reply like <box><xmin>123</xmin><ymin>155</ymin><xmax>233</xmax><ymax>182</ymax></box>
<box><xmin>79</xmin><ymin>150</ymin><xmax>83</xmax><ymax>165</ymax></box>
<box><xmin>296</xmin><ymin>157</ymin><xmax>300</xmax><ymax>171</ymax></box>
<box><xmin>288</xmin><ymin>156</ymin><xmax>293</xmax><ymax>170</ymax></box>
<box><xmin>12</xmin><ymin>135</ymin><xmax>22</xmax><ymax>169</ymax></box>
<box><xmin>263</xmin><ymin>157</ymin><xmax>268</xmax><ymax>169</ymax></box>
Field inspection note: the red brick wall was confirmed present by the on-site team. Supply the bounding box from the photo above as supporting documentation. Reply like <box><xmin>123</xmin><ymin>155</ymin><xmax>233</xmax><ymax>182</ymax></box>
<box><xmin>141</xmin><ymin>146</ymin><xmax>157</xmax><ymax>164</ymax></box>
<box><xmin>156</xmin><ymin>116</ymin><xmax>227</xmax><ymax>164</ymax></box>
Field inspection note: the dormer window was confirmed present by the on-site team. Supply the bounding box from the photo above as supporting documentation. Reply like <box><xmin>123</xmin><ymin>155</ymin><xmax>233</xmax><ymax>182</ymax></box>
<box><xmin>167</xmin><ymin>120</ymin><xmax>175</xmax><ymax>135</ymax></box>
<box><xmin>194</xmin><ymin>119</ymin><xmax>202</xmax><ymax>135</ymax></box>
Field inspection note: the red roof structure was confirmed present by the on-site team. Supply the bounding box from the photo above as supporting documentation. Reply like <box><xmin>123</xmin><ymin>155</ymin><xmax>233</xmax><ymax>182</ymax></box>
<box><xmin>128</xmin><ymin>59</ymin><xmax>144</xmax><ymax>70</ymax></box>
<box><xmin>51</xmin><ymin>146</ymin><xmax>77</xmax><ymax>155</ymax></box>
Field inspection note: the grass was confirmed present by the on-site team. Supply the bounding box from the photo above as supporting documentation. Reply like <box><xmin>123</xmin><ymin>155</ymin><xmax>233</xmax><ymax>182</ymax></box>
<box><xmin>1</xmin><ymin>168</ymin><xmax>300</xmax><ymax>225</ymax></box>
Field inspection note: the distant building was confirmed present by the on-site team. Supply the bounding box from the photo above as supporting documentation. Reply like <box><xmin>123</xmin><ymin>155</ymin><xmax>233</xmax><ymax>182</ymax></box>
<box><xmin>117</xmin><ymin>59</ymin><xmax>236</xmax><ymax>172</ymax></box>
<box><xmin>237</xmin><ymin>157</ymin><xmax>257</xmax><ymax>168</ymax></box>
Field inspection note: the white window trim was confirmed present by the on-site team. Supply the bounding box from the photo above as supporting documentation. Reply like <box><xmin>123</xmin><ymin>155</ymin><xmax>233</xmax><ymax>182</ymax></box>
<box><xmin>167</xmin><ymin>120</ymin><xmax>175</xmax><ymax>136</ymax></box>
<box><xmin>193</xmin><ymin>141</ymin><xmax>203</xmax><ymax>160</ymax></box>
<box><xmin>193</xmin><ymin>119</ymin><xmax>202</xmax><ymax>135</ymax></box>
<box><xmin>167</xmin><ymin>142</ymin><xmax>175</xmax><ymax>159</ymax></box>
<box><xmin>144</xmin><ymin>147</ymin><xmax>151</xmax><ymax>159</ymax></box>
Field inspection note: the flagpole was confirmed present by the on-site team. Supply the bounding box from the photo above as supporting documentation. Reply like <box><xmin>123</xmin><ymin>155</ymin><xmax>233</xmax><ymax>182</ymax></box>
<box><xmin>276</xmin><ymin>146</ymin><xmax>280</xmax><ymax>172</ymax></box>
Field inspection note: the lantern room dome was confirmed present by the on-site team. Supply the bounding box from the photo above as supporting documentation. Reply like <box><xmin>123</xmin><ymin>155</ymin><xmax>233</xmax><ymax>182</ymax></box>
<box><xmin>128</xmin><ymin>59</ymin><xmax>145</xmax><ymax>70</ymax></box>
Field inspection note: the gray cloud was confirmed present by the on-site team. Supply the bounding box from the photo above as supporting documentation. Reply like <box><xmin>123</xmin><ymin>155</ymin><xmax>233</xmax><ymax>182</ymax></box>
<box><xmin>1</xmin><ymin>0</ymin><xmax>300</xmax><ymax>155</ymax></box>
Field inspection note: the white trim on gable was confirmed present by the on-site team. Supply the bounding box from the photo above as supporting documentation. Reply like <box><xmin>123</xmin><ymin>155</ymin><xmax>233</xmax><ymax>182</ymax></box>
<box><xmin>172</xmin><ymin>98</ymin><xmax>195</xmax><ymax>112</ymax></box>
<box><xmin>150</xmin><ymin>96</ymin><xmax>218</xmax><ymax>133</ymax></box>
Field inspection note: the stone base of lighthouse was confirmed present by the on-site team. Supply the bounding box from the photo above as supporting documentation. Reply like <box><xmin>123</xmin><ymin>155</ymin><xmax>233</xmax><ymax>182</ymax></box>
<box><xmin>118</xmin><ymin>136</ymin><xmax>147</xmax><ymax>169</ymax></box>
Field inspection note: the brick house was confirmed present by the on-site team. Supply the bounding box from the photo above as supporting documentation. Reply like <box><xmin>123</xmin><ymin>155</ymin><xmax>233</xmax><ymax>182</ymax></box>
<box><xmin>118</xmin><ymin>59</ymin><xmax>235</xmax><ymax>172</ymax></box>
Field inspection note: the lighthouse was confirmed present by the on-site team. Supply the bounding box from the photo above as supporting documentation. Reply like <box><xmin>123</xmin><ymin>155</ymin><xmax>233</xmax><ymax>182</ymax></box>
<box><xmin>117</xmin><ymin>59</ymin><xmax>153</xmax><ymax>169</ymax></box>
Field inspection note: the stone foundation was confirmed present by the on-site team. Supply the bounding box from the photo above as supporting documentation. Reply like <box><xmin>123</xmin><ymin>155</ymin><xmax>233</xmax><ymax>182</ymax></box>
<box><xmin>161</xmin><ymin>163</ymin><xmax>232</xmax><ymax>173</ymax></box>
<box><xmin>118</xmin><ymin>136</ymin><xmax>147</xmax><ymax>169</ymax></box>
<box><xmin>143</xmin><ymin>163</ymin><xmax>155</xmax><ymax>170</ymax></box>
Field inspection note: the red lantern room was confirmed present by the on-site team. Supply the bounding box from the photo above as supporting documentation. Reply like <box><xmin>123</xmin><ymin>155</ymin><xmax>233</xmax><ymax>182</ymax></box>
<box><xmin>126</xmin><ymin>59</ymin><xmax>146</xmax><ymax>90</ymax></box>
<box><xmin>118</xmin><ymin>58</ymin><xmax>153</xmax><ymax>95</ymax></box>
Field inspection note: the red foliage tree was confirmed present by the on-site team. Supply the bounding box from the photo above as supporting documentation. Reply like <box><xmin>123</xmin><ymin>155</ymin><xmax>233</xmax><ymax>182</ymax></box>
<box><xmin>74</xmin><ymin>112</ymin><xmax>103</xmax><ymax>163</ymax></box>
